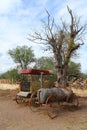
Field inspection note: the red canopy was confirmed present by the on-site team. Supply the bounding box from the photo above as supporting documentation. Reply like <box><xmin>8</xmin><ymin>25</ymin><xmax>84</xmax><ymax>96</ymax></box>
<box><xmin>20</xmin><ymin>68</ymin><xmax>53</xmax><ymax>75</ymax></box>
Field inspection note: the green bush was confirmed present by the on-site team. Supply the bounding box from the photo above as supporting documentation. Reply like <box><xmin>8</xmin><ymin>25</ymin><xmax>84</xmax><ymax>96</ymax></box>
<box><xmin>30</xmin><ymin>81</ymin><xmax>41</xmax><ymax>93</ymax></box>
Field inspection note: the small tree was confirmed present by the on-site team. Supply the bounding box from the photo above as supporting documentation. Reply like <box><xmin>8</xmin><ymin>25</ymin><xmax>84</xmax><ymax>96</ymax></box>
<box><xmin>0</xmin><ymin>69</ymin><xmax>20</xmax><ymax>83</ymax></box>
<box><xmin>8</xmin><ymin>45</ymin><xmax>35</xmax><ymax>69</ymax></box>
<box><xmin>34</xmin><ymin>56</ymin><xmax>57</xmax><ymax>83</ymax></box>
<box><xmin>67</xmin><ymin>61</ymin><xmax>81</xmax><ymax>81</ymax></box>
<box><xmin>28</xmin><ymin>7</ymin><xmax>86</xmax><ymax>87</ymax></box>
<box><xmin>34</xmin><ymin>57</ymin><xmax>55</xmax><ymax>70</ymax></box>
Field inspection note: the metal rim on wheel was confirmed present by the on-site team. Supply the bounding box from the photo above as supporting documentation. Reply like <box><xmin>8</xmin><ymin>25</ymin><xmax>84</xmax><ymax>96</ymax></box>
<box><xmin>29</xmin><ymin>97</ymin><xmax>40</xmax><ymax>112</ymax></box>
<box><xmin>45</xmin><ymin>94</ymin><xmax>58</xmax><ymax>119</ymax></box>
<box><xmin>15</xmin><ymin>95</ymin><xmax>24</xmax><ymax>104</ymax></box>
<box><xmin>72</xmin><ymin>94</ymin><xmax>79</xmax><ymax>107</ymax></box>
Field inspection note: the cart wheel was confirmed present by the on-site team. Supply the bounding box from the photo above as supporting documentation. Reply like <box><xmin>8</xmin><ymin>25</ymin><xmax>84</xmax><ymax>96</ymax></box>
<box><xmin>15</xmin><ymin>95</ymin><xmax>24</xmax><ymax>104</ymax></box>
<box><xmin>29</xmin><ymin>97</ymin><xmax>40</xmax><ymax>112</ymax></box>
<box><xmin>72</xmin><ymin>94</ymin><xmax>79</xmax><ymax>107</ymax></box>
<box><xmin>45</xmin><ymin>94</ymin><xmax>59</xmax><ymax>119</ymax></box>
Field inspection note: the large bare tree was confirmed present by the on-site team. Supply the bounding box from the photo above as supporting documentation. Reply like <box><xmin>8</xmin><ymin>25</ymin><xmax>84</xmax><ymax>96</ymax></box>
<box><xmin>28</xmin><ymin>7</ymin><xmax>86</xmax><ymax>87</ymax></box>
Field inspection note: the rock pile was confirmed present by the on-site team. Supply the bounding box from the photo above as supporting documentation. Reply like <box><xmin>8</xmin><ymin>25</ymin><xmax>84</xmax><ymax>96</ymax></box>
<box><xmin>69</xmin><ymin>79</ymin><xmax>87</xmax><ymax>89</ymax></box>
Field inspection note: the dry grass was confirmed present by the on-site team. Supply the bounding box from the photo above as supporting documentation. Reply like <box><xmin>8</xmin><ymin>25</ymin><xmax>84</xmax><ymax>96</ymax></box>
<box><xmin>0</xmin><ymin>83</ymin><xmax>19</xmax><ymax>90</ymax></box>
<box><xmin>0</xmin><ymin>83</ymin><xmax>87</xmax><ymax>98</ymax></box>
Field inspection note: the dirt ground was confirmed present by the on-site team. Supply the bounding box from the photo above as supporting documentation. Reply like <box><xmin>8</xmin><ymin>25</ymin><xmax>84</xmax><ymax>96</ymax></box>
<box><xmin>0</xmin><ymin>89</ymin><xmax>87</xmax><ymax>130</ymax></box>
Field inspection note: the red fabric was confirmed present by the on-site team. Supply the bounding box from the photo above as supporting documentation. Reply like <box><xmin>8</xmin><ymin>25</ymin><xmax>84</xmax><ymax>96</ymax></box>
<box><xmin>20</xmin><ymin>68</ymin><xmax>53</xmax><ymax>75</ymax></box>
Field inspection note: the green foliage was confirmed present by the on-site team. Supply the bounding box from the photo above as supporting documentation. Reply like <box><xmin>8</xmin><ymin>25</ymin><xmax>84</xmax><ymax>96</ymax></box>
<box><xmin>43</xmin><ymin>79</ymin><xmax>54</xmax><ymax>88</ymax></box>
<box><xmin>8</xmin><ymin>45</ymin><xmax>35</xmax><ymax>69</ymax></box>
<box><xmin>0</xmin><ymin>69</ymin><xmax>20</xmax><ymax>83</ymax></box>
<box><xmin>79</xmin><ymin>73</ymin><xmax>87</xmax><ymax>79</ymax></box>
<box><xmin>30</xmin><ymin>80</ymin><xmax>54</xmax><ymax>93</ymax></box>
<box><xmin>34</xmin><ymin>56</ymin><xmax>55</xmax><ymax>70</ymax></box>
<box><xmin>67</xmin><ymin>61</ymin><xmax>81</xmax><ymax>81</ymax></box>
<box><xmin>30</xmin><ymin>81</ymin><xmax>41</xmax><ymax>93</ymax></box>
<box><xmin>34</xmin><ymin>56</ymin><xmax>57</xmax><ymax>82</ymax></box>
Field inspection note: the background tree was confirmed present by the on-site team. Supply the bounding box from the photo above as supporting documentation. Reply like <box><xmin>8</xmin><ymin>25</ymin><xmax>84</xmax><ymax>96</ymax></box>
<box><xmin>0</xmin><ymin>69</ymin><xmax>20</xmax><ymax>83</ymax></box>
<box><xmin>79</xmin><ymin>73</ymin><xmax>87</xmax><ymax>79</ymax></box>
<box><xmin>34</xmin><ymin>56</ymin><xmax>55</xmax><ymax>70</ymax></box>
<box><xmin>34</xmin><ymin>56</ymin><xmax>57</xmax><ymax>83</ymax></box>
<box><xmin>8</xmin><ymin>45</ymin><xmax>35</xmax><ymax>69</ymax></box>
<box><xmin>67</xmin><ymin>61</ymin><xmax>81</xmax><ymax>81</ymax></box>
<box><xmin>28</xmin><ymin>7</ymin><xmax>86</xmax><ymax>87</ymax></box>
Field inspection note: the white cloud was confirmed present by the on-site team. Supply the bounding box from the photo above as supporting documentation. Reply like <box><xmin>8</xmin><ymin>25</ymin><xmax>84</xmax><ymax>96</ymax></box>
<box><xmin>0</xmin><ymin>0</ymin><xmax>22</xmax><ymax>14</ymax></box>
<box><xmin>75</xmin><ymin>46</ymin><xmax>87</xmax><ymax>73</ymax></box>
<box><xmin>54</xmin><ymin>0</ymin><xmax>87</xmax><ymax>23</ymax></box>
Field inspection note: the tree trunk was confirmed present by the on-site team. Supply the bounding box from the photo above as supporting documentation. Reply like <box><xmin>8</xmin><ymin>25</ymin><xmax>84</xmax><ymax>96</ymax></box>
<box><xmin>56</xmin><ymin>65</ymin><xmax>68</xmax><ymax>87</ymax></box>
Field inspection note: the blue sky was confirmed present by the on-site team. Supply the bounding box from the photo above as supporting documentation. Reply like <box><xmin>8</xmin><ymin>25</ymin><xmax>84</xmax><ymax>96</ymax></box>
<box><xmin>0</xmin><ymin>0</ymin><xmax>87</xmax><ymax>73</ymax></box>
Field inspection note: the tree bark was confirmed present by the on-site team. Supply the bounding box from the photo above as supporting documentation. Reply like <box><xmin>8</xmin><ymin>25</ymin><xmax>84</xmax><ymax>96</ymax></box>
<box><xmin>56</xmin><ymin>64</ymin><xmax>68</xmax><ymax>87</ymax></box>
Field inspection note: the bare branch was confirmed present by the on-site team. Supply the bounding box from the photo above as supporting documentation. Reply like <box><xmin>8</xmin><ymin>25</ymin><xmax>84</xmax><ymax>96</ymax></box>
<box><xmin>45</xmin><ymin>9</ymin><xmax>50</xmax><ymax>26</ymax></box>
<box><xmin>28</xmin><ymin>7</ymin><xmax>86</xmax><ymax>87</ymax></box>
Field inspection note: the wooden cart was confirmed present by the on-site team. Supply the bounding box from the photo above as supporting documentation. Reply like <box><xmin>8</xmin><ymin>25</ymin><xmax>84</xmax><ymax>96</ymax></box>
<box><xmin>15</xmin><ymin>68</ymin><xmax>53</xmax><ymax>104</ymax></box>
